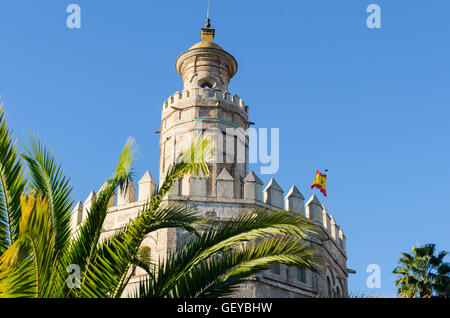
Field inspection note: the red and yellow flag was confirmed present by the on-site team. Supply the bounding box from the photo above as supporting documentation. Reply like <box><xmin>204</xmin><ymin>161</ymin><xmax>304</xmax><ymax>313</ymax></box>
<box><xmin>311</xmin><ymin>169</ymin><xmax>327</xmax><ymax>197</ymax></box>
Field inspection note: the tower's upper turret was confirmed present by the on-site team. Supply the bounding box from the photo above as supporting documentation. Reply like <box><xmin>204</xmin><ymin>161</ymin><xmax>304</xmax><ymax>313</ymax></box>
<box><xmin>175</xmin><ymin>24</ymin><xmax>237</xmax><ymax>91</ymax></box>
<box><xmin>160</xmin><ymin>20</ymin><xmax>248</xmax><ymax>197</ymax></box>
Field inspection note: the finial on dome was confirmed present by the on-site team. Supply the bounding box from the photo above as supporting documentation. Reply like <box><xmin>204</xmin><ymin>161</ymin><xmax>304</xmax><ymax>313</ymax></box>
<box><xmin>205</xmin><ymin>0</ymin><xmax>211</xmax><ymax>28</ymax></box>
<box><xmin>200</xmin><ymin>0</ymin><xmax>214</xmax><ymax>41</ymax></box>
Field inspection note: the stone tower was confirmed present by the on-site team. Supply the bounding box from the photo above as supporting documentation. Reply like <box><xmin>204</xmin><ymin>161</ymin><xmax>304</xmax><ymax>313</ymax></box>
<box><xmin>159</xmin><ymin>24</ymin><xmax>249</xmax><ymax>199</ymax></box>
<box><xmin>72</xmin><ymin>22</ymin><xmax>349</xmax><ymax>298</ymax></box>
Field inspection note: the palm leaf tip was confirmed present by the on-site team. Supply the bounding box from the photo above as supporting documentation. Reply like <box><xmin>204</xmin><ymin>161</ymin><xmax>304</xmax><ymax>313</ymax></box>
<box><xmin>178</xmin><ymin>136</ymin><xmax>213</xmax><ymax>178</ymax></box>
<box><xmin>114</xmin><ymin>137</ymin><xmax>137</xmax><ymax>191</ymax></box>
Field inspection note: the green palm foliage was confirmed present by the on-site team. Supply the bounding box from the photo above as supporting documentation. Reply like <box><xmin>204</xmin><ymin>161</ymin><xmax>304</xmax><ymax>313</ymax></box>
<box><xmin>0</xmin><ymin>105</ymin><xmax>320</xmax><ymax>298</ymax></box>
<box><xmin>136</xmin><ymin>211</ymin><xmax>318</xmax><ymax>298</ymax></box>
<box><xmin>0</xmin><ymin>194</ymin><xmax>55</xmax><ymax>297</ymax></box>
<box><xmin>22</xmin><ymin>135</ymin><xmax>73</xmax><ymax>255</ymax></box>
<box><xmin>393</xmin><ymin>244</ymin><xmax>449</xmax><ymax>298</ymax></box>
<box><xmin>0</xmin><ymin>105</ymin><xmax>26</xmax><ymax>253</ymax></box>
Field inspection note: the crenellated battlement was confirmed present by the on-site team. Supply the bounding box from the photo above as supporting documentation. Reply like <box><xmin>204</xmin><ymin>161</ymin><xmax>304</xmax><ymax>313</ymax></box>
<box><xmin>162</xmin><ymin>88</ymin><xmax>248</xmax><ymax>114</ymax></box>
<box><xmin>72</xmin><ymin>170</ymin><xmax>346</xmax><ymax>253</ymax></box>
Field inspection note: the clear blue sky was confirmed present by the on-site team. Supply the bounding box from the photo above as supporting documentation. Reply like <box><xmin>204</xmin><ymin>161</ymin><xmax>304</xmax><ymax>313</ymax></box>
<box><xmin>1</xmin><ymin>0</ymin><xmax>449</xmax><ymax>296</ymax></box>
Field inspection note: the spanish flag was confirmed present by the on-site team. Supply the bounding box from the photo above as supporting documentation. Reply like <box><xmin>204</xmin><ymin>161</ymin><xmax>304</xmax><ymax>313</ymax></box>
<box><xmin>311</xmin><ymin>169</ymin><xmax>327</xmax><ymax>197</ymax></box>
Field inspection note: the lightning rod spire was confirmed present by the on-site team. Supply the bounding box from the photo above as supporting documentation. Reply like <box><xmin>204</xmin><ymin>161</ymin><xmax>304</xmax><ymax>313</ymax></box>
<box><xmin>205</xmin><ymin>0</ymin><xmax>211</xmax><ymax>28</ymax></box>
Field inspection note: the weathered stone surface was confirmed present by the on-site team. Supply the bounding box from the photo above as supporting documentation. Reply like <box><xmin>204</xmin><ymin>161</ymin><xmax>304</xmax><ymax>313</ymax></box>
<box><xmin>305</xmin><ymin>194</ymin><xmax>322</xmax><ymax>222</ymax></box>
<box><xmin>71</xmin><ymin>201</ymin><xmax>83</xmax><ymax>230</ymax></box>
<box><xmin>117</xmin><ymin>181</ymin><xmax>136</xmax><ymax>206</ymax></box>
<box><xmin>138</xmin><ymin>171</ymin><xmax>157</xmax><ymax>202</ymax></box>
<box><xmin>83</xmin><ymin>190</ymin><xmax>96</xmax><ymax>220</ymax></box>
<box><xmin>285</xmin><ymin>185</ymin><xmax>305</xmax><ymax>215</ymax></box>
<box><xmin>182</xmin><ymin>176</ymin><xmax>207</xmax><ymax>197</ymax></box>
<box><xmin>216</xmin><ymin>168</ymin><xmax>234</xmax><ymax>198</ymax></box>
<box><xmin>244</xmin><ymin>171</ymin><xmax>263</xmax><ymax>201</ymax></box>
<box><xmin>263</xmin><ymin>178</ymin><xmax>284</xmax><ymax>208</ymax></box>
<box><xmin>322</xmin><ymin>206</ymin><xmax>332</xmax><ymax>236</ymax></box>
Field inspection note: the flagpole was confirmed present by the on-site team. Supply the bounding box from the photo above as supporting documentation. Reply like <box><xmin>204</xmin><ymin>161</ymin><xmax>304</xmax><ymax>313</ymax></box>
<box><xmin>325</xmin><ymin>169</ymin><xmax>329</xmax><ymax>211</ymax></box>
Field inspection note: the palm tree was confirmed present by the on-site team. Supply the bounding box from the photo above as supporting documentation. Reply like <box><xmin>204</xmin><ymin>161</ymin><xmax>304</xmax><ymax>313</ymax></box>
<box><xmin>0</xmin><ymin>105</ymin><xmax>320</xmax><ymax>298</ymax></box>
<box><xmin>393</xmin><ymin>244</ymin><xmax>449</xmax><ymax>298</ymax></box>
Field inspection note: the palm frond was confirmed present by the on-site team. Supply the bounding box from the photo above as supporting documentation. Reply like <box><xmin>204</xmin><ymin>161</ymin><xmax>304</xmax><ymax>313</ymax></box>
<box><xmin>0</xmin><ymin>194</ymin><xmax>57</xmax><ymax>298</ymax></box>
<box><xmin>62</xmin><ymin>138</ymin><xmax>136</xmax><ymax>297</ymax></box>
<box><xmin>78</xmin><ymin>202</ymin><xmax>203</xmax><ymax>298</ymax></box>
<box><xmin>0</xmin><ymin>106</ymin><xmax>27</xmax><ymax>253</ymax></box>
<box><xmin>138</xmin><ymin>209</ymin><xmax>318</xmax><ymax>298</ymax></box>
<box><xmin>21</xmin><ymin>134</ymin><xmax>73</xmax><ymax>254</ymax></box>
<box><xmin>77</xmin><ymin>138</ymin><xmax>213</xmax><ymax>298</ymax></box>
<box><xmin>168</xmin><ymin>236</ymin><xmax>318</xmax><ymax>298</ymax></box>
<box><xmin>393</xmin><ymin>243</ymin><xmax>449</xmax><ymax>298</ymax></box>
<box><xmin>177</xmin><ymin>136</ymin><xmax>213</xmax><ymax>177</ymax></box>
<box><xmin>114</xmin><ymin>137</ymin><xmax>137</xmax><ymax>192</ymax></box>
<box><xmin>133</xmin><ymin>245</ymin><xmax>155</xmax><ymax>276</ymax></box>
